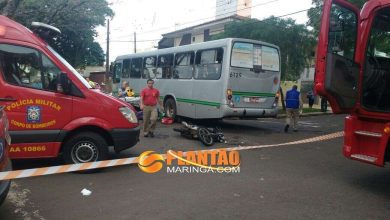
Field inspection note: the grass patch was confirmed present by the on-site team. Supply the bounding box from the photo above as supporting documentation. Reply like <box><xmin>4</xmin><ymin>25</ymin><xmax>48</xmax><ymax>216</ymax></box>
<box><xmin>302</xmin><ymin>108</ymin><xmax>323</xmax><ymax>113</ymax></box>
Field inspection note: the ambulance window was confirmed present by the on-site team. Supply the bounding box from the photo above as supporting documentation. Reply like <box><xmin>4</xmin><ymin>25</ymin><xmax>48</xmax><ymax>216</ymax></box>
<box><xmin>41</xmin><ymin>54</ymin><xmax>62</xmax><ymax>91</ymax></box>
<box><xmin>0</xmin><ymin>44</ymin><xmax>61</xmax><ymax>91</ymax></box>
<box><xmin>0</xmin><ymin>44</ymin><xmax>40</xmax><ymax>88</ymax></box>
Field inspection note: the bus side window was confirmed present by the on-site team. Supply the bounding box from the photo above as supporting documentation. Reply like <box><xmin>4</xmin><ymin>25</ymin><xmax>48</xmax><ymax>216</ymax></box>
<box><xmin>174</xmin><ymin>52</ymin><xmax>194</xmax><ymax>79</ymax></box>
<box><xmin>157</xmin><ymin>54</ymin><xmax>173</xmax><ymax>79</ymax></box>
<box><xmin>122</xmin><ymin>59</ymin><xmax>131</xmax><ymax>78</ymax></box>
<box><xmin>130</xmin><ymin>58</ymin><xmax>142</xmax><ymax>78</ymax></box>
<box><xmin>143</xmin><ymin>56</ymin><xmax>156</xmax><ymax>79</ymax></box>
<box><xmin>195</xmin><ymin>48</ymin><xmax>222</xmax><ymax>80</ymax></box>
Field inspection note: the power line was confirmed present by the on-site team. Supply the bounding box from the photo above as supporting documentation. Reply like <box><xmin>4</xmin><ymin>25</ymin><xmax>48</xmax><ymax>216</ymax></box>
<box><xmin>134</xmin><ymin>0</ymin><xmax>277</xmax><ymax>36</ymax></box>
<box><xmin>110</xmin><ymin>0</ymin><xmax>254</xmax><ymax>38</ymax></box>
<box><xmin>203</xmin><ymin>8</ymin><xmax>315</xmax><ymax>38</ymax></box>
<box><xmin>113</xmin><ymin>0</ymin><xmax>278</xmax><ymax>39</ymax></box>
<box><xmin>99</xmin><ymin>39</ymin><xmax>161</xmax><ymax>44</ymax></box>
<box><xmin>100</xmin><ymin>6</ymin><xmax>316</xmax><ymax>45</ymax></box>
<box><xmin>220</xmin><ymin>7</ymin><xmax>319</xmax><ymax>34</ymax></box>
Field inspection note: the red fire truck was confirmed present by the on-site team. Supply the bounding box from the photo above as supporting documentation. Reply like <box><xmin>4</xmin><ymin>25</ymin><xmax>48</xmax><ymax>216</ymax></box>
<box><xmin>0</xmin><ymin>16</ymin><xmax>140</xmax><ymax>164</ymax></box>
<box><xmin>315</xmin><ymin>0</ymin><xmax>390</xmax><ymax>166</ymax></box>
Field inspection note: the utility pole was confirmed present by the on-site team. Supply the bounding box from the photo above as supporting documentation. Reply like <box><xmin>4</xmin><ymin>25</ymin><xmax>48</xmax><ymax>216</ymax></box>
<box><xmin>105</xmin><ymin>19</ymin><xmax>110</xmax><ymax>78</ymax></box>
<box><xmin>134</xmin><ymin>32</ymin><xmax>137</xmax><ymax>53</ymax></box>
<box><xmin>105</xmin><ymin>19</ymin><xmax>112</xmax><ymax>93</ymax></box>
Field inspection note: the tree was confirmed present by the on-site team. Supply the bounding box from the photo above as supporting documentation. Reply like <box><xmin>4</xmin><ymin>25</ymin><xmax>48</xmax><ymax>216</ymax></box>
<box><xmin>213</xmin><ymin>17</ymin><xmax>316</xmax><ymax>81</ymax></box>
<box><xmin>0</xmin><ymin>0</ymin><xmax>22</xmax><ymax>16</ymax></box>
<box><xmin>1</xmin><ymin>0</ymin><xmax>113</xmax><ymax>68</ymax></box>
<box><xmin>307</xmin><ymin>0</ymin><xmax>367</xmax><ymax>35</ymax></box>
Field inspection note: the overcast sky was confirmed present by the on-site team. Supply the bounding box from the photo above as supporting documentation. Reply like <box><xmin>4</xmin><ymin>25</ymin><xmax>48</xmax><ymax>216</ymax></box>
<box><xmin>96</xmin><ymin>0</ymin><xmax>313</xmax><ymax>62</ymax></box>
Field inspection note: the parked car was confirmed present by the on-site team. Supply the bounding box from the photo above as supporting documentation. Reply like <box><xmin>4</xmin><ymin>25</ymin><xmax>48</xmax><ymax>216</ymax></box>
<box><xmin>0</xmin><ymin>104</ymin><xmax>11</xmax><ymax>206</ymax></box>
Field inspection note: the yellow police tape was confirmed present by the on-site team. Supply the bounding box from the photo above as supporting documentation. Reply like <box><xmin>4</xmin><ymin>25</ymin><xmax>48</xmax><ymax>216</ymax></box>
<box><xmin>0</xmin><ymin>131</ymin><xmax>344</xmax><ymax>181</ymax></box>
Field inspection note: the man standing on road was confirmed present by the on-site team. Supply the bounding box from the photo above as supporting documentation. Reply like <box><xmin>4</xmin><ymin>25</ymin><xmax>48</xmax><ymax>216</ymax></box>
<box><xmin>140</xmin><ymin>79</ymin><xmax>164</xmax><ymax>137</ymax></box>
<box><xmin>284</xmin><ymin>85</ymin><xmax>303</xmax><ymax>132</ymax></box>
<box><xmin>321</xmin><ymin>96</ymin><xmax>328</xmax><ymax>112</ymax></box>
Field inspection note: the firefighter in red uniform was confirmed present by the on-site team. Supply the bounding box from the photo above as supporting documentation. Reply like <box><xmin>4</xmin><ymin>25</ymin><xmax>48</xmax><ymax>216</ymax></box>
<box><xmin>140</xmin><ymin>79</ymin><xmax>164</xmax><ymax>137</ymax></box>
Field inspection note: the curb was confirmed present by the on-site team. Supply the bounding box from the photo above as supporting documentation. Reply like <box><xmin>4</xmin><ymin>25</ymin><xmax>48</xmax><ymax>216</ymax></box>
<box><xmin>276</xmin><ymin>111</ymin><xmax>333</xmax><ymax>119</ymax></box>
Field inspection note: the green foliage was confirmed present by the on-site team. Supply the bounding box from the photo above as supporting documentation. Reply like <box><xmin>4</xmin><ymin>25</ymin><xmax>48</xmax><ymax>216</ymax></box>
<box><xmin>2</xmin><ymin>0</ymin><xmax>113</xmax><ymax>68</ymax></box>
<box><xmin>213</xmin><ymin>17</ymin><xmax>316</xmax><ymax>80</ymax></box>
<box><xmin>307</xmin><ymin>0</ymin><xmax>367</xmax><ymax>35</ymax></box>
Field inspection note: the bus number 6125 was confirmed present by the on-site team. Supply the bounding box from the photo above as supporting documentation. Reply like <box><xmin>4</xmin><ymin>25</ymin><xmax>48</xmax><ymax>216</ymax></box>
<box><xmin>230</xmin><ymin>72</ymin><xmax>242</xmax><ymax>78</ymax></box>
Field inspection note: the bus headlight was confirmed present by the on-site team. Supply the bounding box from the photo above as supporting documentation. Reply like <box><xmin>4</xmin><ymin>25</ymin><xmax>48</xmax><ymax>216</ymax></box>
<box><xmin>272</xmin><ymin>97</ymin><xmax>278</xmax><ymax>108</ymax></box>
<box><xmin>119</xmin><ymin>107</ymin><xmax>138</xmax><ymax>123</ymax></box>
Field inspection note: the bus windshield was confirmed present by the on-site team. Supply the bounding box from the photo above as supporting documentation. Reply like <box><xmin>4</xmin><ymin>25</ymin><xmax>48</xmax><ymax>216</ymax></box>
<box><xmin>231</xmin><ymin>42</ymin><xmax>280</xmax><ymax>72</ymax></box>
<box><xmin>47</xmin><ymin>46</ymin><xmax>92</xmax><ymax>89</ymax></box>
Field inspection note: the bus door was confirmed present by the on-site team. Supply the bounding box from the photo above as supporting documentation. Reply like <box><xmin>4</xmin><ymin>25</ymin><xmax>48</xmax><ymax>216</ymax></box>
<box><xmin>315</xmin><ymin>0</ymin><xmax>360</xmax><ymax>113</ymax></box>
<box><xmin>0</xmin><ymin>44</ymin><xmax>73</xmax><ymax>158</ymax></box>
<box><xmin>193</xmin><ymin>49</ymin><xmax>224</xmax><ymax>118</ymax></box>
<box><xmin>229</xmin><ymin>42</ymin><xmax>280</xmax><ymax>109</ymax></box>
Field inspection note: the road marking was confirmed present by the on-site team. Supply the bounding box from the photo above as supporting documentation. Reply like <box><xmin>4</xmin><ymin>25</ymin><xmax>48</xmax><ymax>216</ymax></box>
<box><xmin>0</xmin><ymin>131</ymin><xmax>344</xmax><ymax>181</ymax></box>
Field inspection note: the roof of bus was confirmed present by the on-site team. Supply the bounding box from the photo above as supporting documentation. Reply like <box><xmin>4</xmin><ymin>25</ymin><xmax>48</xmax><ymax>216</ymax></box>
<box><xmin>0</xmin><ymin>15</ymin><xmax>46</xmax><ymax>47</ymax></box>
<box><xmin>116</xmin><ymin>38</ymin><xmax>280</xmax><ymax>61</ymax></box>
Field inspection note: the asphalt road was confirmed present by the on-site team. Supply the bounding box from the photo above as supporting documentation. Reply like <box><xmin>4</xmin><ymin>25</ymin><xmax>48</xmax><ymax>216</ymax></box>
<box><xmin>1</xmin><ymin>114</ymin><xmax>390</xmax><ymax>220</ymax></box>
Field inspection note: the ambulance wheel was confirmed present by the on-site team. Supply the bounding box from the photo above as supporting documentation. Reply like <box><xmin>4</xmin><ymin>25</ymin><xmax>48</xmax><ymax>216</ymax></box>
<box><xmin>164</xmin><ymin>98</ymin><xmax>177</xmax><ymax>119</ymax></box>
<box><xmin>63</xmin><ymin>132</ymin><xmax>109</xmax><ymax>165</ymax></box>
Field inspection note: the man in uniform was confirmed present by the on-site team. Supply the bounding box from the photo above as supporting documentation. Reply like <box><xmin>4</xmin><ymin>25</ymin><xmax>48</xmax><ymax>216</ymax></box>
<box><xmin>285</xmin><ymin>85</ymin><xmax>303</xmax><ymax>132</ymax></box>
<box><xmin>140</xmin><ymin>79</ymin><xmax>164</xmax><ymax>137</ymax></box>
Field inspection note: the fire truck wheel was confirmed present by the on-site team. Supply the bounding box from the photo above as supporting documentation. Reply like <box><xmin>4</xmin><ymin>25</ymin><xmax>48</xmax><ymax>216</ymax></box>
<box><xmin>63</xmin><ymin>132</ymin><xmax>109</xmax><ymax>164</ymax></box>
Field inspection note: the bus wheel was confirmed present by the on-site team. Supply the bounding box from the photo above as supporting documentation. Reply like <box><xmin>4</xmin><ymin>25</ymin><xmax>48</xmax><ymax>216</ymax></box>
<box><xmin>164</xmin><ymin>98</ymin><xmax>177</xmax><ymax>119</ymax></box>
<box><xmin>63</xmin><ymin>132</ymin><xmax>109</xmax><ymax>164</ymax></box>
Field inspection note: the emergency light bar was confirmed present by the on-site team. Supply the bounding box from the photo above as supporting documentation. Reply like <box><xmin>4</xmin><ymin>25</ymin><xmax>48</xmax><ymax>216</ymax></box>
<box><xmin>31</xmin><ymin>22</ymin><xmax>61</xmax><ymax>34</ymax></box>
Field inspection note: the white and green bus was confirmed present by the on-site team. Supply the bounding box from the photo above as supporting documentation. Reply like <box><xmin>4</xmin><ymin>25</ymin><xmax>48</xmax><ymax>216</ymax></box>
<box><xmin>113</xmin><ymin>38</ymin><xmax>281</xmax><ymax>119</ymax></box>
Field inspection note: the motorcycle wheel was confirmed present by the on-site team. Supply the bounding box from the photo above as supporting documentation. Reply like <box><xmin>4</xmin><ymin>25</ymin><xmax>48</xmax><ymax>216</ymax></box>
<box><xmin>198</xmin><ymin>127</ymin><xmax>214</xmax><ymax>146</ymax></box>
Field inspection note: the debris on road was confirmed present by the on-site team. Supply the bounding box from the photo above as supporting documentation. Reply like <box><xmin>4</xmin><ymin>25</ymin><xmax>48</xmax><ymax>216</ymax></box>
<box><xmin>81</xmin><ymin>188</ymin><xmax>92</xmax><ymax>196</ymax></box>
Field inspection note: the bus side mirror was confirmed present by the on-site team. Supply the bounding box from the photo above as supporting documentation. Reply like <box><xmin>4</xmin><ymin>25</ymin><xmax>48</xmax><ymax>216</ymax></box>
<box><xmin>57</xmin><ymin>72</ymin><xmax>71</xmax><ymax>94</ymax></box>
